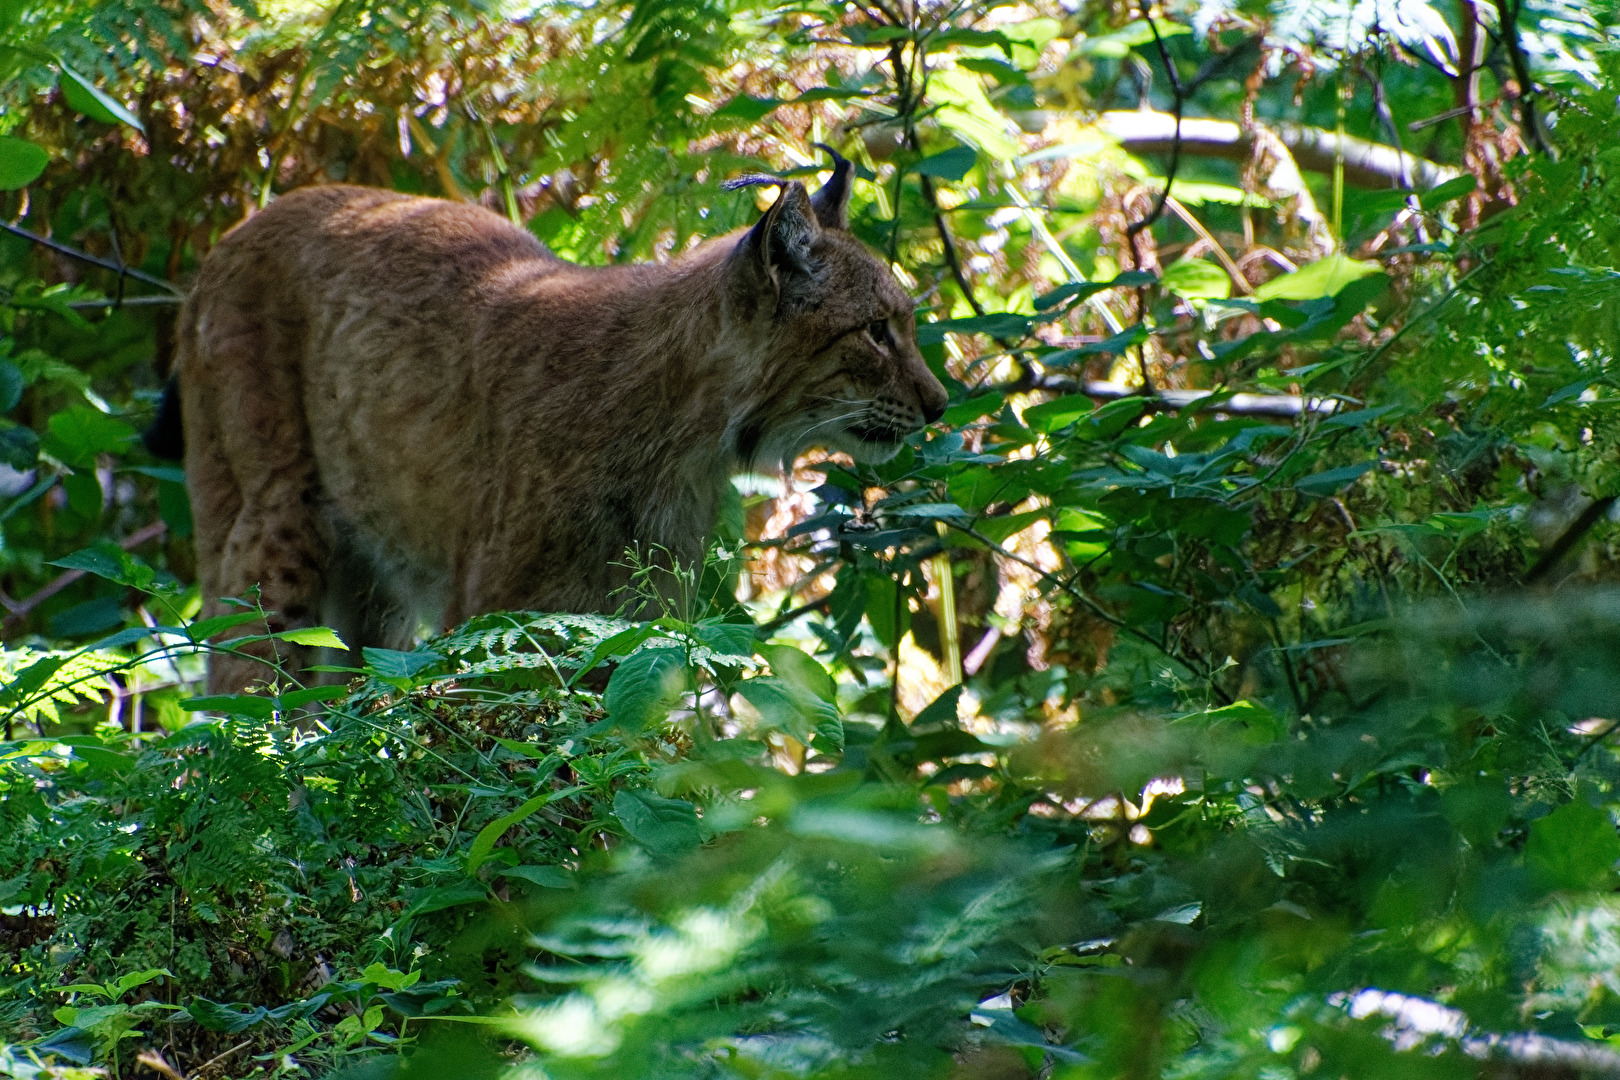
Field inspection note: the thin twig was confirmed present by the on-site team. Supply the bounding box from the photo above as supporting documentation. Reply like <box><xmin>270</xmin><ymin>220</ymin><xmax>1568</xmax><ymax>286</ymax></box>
<box><xmin>2</xmin><ymin>520</ymin><xmax>168</xmax><ymax>635</ymax></box>
<box><xmin>0</xmin><ymin>220</ymin><xmax>183</xmax><ymax>295</ymax></box>
<box><xmin>1524</xmin><ymin>495</ymin><xmax>1616</xmax><ymax>584</ymax></box>
<box><xmin>1495</xmin><ymin>0</ymin><xmax>1553</xmax><ymax>155</ymax></box>
<box><xmin>949</xmin><ymin>521</ymin><xmax>1232</xmax><ymax>703</ymax></box>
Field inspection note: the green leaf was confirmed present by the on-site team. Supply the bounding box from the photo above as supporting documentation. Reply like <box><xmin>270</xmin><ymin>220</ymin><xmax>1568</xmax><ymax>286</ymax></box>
<box><xmin>913</xmin><ymin>144</ymin><xmax>977</xmax><ymax>182</ymax></box>
<box><xmin>0</xmin><ymin>361</ymin><xmax>24</xmax><ymax>413</ymax></box>
<box><xmin>187</xmin><ymin>611</ymin><xmax>265</xmax><ymax>641</ymax></box>
<box><xmin>275</xmin><ymin>626</ymin><xmax>347</xmax><ymax>650</ymax></box>
<box><xmin>1253</xmin><ymin>255</ymin><xmax>1382</xmax><ymax>302</ymax></box>
<box><xmin>603</xmin><ymin>646</ymin><xmax>688</xmax><ymax>730</ymax></box>
<box><xmin>59</xmin><ymin>64</ymin><xmax>144</xmax><ymax>131</ymax></box>
<box><xmin>1023</xmin><ymin>393</ymin><xmax>1095</xmax><ymax>433</ymax></box>
<box><xmin>1527</xmin><ymin>798</ymin><xmax>1620</xmax><ymax>891</ymax></box>
<box><xmin>759</xmin><ymin>644</ymin><xmax>837</xmax><ymax>703</ymax></box>
<box><xmin>613</xmin><ymin>788</ymin><xmax>702</xmax><ymax>854</ymax></box>
<box><xmin>1034</xmin><ymin>271</ymin><xmax>1157</xmax><ymax>310</ymax></box>
<box><xmin>363</xmin><ymin>646</ymin><xmax>443</xmax><ymax>679</ymax></box>
<box><xmin>941</xmin><ymin>392</ymin><xmax>1005</xmax><ymax>426</ymax></box>
<box><xmin>45</xmin><ymin>406</ymin><xmax>137</xmax><ymax>468</ymax></box>
<box><xmin>276</xmin><ymin>685</ymin><xmax>349</xmax><ymax>710</ymax></box>
<box><xmin>1161</xmin><ymin>257</ymin><xmax>1231</xmax><ymax>300</ymax></box>
<box><xmin>0</xmin><ymin>424</ymin><xmax>39</xmax><ymax>470</ymax></box>
<box><xmin>498</xmin><ymin>864</ymin><xmax>574</xmax><ymax>889</ymax></box>
<box><xmin>916</xmin><ymin>312</ymin><xmax>1032</xmax><ymax>345</ymax></box>
<box><xmin>181</xmin><ymin>694</ymin><xmax>277</xmax><ymax>719</ymax></box>
<box><xmin>1419</xmin><ymin>174</ymin><xmax>1477</xmax><ymax>210</ymax></box>
<box><xmin>48</xmin><ymin>546</ymin><xmax>157</xmax><ymax>591</ymax></box>
<box><xmin>715</xmin><ymin>94</ymin><xmax>781</xmax><ymax>121</ymax></box>
<box><xmin>1295</xmin><ymin>461</ymin><xmax>1376</xmax><ymax>496</ymax></box>
<box><xmin>359</xmin><ymin>962</ymin><xmax>420</xmax><ymax>992</ymax></box>
<box><xmin>465</xmin><ymin>794</ymin><xmax>553</xmax><ymax>875</ymax></box>
<box><xmin>736</xmin><ymin>675</ymin><xmax>836</xmax><ymax>741</ymax></box>
<box><xmin>0</xmin><ymin>136</ymin><xmax>48</xmax><ymax>190</ymax></box>
<box><xmin>930</xmin><ymin>27</ymin><xmax>1013</xmax><ymax>54</ymax></box>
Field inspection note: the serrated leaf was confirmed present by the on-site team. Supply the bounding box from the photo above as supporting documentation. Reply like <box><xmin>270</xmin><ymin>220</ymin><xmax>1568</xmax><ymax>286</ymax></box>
<box><xmin>362</xmin><ymin>646</ymin><xmax>443</xmax><ymax>679</ymax></box>
<box><xmin>613</xmin><ymin>788</ymin><xmax>701</xmax><ymax>854</ymax></box>
<box><xmin>187</xmin><ymin>611</ymin><xmax>265</xmax><ymax>641</ymax></box>
<box><xmin>1528</xmin><ymin>798</ymin><xmax>1620</xmax><ymax>890</ymax></box>
<box><xmin>276</xmin><ymin>626</ymin><xmax>347</xmax><ymax>650</ymax></box>
<box><xmin>603</xmin><ymin>646</ymin><xmax>688</xmax><ymax>730</ymax></box>
<box><xmin>45</xmin><ymin>405</ymin><xmax>136</xmax><ymax>468</ymax></box>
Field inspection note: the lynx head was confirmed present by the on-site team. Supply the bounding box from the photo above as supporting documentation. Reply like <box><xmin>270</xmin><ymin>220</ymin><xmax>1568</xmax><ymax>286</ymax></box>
<box><xmin>722</xmin><ymin>151</ymin><xmax>948</xmax><ymax>468</ymax></box>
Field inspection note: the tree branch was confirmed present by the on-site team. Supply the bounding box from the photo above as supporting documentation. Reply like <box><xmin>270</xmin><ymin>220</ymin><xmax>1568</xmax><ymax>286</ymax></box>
<box><xmin>1096</xmin><ymin>111</ymin><xmax>1459</xmax><ymax>190</ymax></box>
<box><xmin>0</xmin><ymin>221</ymin><xmax>184</xmax><ymax>295</ymax></box>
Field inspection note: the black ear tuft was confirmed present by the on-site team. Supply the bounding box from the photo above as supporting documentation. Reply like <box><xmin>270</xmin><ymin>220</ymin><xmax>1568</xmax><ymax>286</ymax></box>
<box><xmin>809</xmin><ymin>143</ymin><xmax>853</xmax><ymax>230</ymax></box>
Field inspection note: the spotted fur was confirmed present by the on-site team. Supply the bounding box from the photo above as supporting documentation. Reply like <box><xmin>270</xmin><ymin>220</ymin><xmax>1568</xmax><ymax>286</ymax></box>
<box><xmin>177</xmin><ymin>176</ymin><xmax>946</xmax><ymax>692</ymax></box>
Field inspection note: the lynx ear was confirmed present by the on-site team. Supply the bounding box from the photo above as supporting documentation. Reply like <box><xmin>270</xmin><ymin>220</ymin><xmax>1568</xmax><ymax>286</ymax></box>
<box><xmin>809</xmin><ymin>144</ymin><xmax>853</xmax><ymax>230</ymax></box>
<box><xmin>742</xmin><ymin>181</ymin><xmax>821</xmax><ymax>290</ymax></box>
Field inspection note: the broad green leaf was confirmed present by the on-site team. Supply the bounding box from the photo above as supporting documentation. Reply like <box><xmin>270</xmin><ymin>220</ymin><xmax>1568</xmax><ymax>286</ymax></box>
<box><xmin>48</xmin><ymin>546</ymin><xmax>157</xmax><ymax>591</ymax></box>
<box><xmin>759</xmin><ymin>644</ymin><xmax>837</xmax><ymax>703</ymax></box>
<box><xmin>0</xmin><ymin>361</ymin><xmax>24</xmax><ymax>413</ymax></box>
<box><xmin>187</xmin><ymin>611</ymin><xmax>265</xmax><ymax>641</ymax></box>
<box><xmin>276</xmin><ymin>626</ymin><xmax>347</xmax><ymax>650</ymax></box>
<box><xmin>1419</xmin><ymin>174</ymin><xmax>1477</xmax><ymax>210</ymax></box>
<box><xmin>603</xmin><ymin>646</ymin><xmax>688</xmax><ymax>730</ymax></box>
<box><xmin>1077</xmin><ymin>18</ymin><xmax>1191</xmax><ymax>57</ymax></box>
<box><xmin>1253</xmin><ymin>255</ymin><xmax>1381</xmax><ymax>301</ymax></box>
<box><xmin>276</xmin><ymin>685</ymin><xmax>349</xmax><ymax>709</ymax></box>
<box><xmin>941</xmin><ymin>392</ymin><xmax>1004</xmax><ymax>426</ymax></box>
<box><xmin>45</xmin><ymin>406</ymin><xmax>136</xmax><ymax>468</ymax></box>
<box><xmin>1161</xmin><ymin>257</ymin><xmax>1231</xmax><ymax>300</ymax></box>
<box><xmin>736</xmin><ymin>675</ymin><xmax>835</xmax><ymax>740</ymax></box>
<box><xmin>1295</xmin><ymin>461</ymin><xmax>1377</xmax><ymax>496</ymax></box>
<box><xmin>916</xmin><ymin>312</ymin><xmax>1032</xmax><ymax>345</ymax></box>
<box><xmin>613</xmin><ymin>788</ymin><xmax>702</xmax><ymax>854</ymax></box>
<box><xmin>499</xmin><ymin>864</ymin><xmax>574</xmax><ymax>889</ymax></box>
<box><xmin>926</xmin><ymin>68</ymin><xmax>1020</xmax><ymax>161</ymax></box>
<box><xmin>59</xmin><ymin>65</ymin><xmax>145</xmax><ymax>131</ymax></box>
<box><xmin>360</xmin><ymin>963</ymin><xmax>420</xmax><ymax>991</ymax></box>
<box><xmin>1023</xmin><ymin>393</ymin><xmax>1095</xmax><ymax>433</ymax></box>
<box><xmin>0</xmin><ymin>424</ymin><xmax>39</xmax><ymax>470</ymax></box>
<box><xmin>714</xmin><ymin>94</ymin><xmax>780</xmax><ymax>122</ymax></box>
<box><xmin>180</xmin><ymin>694</ymin><xmax>277</xmax><ymax>719</ymax></box>
<box><xmin>465</xmin><ymin>794</ymin><xmax>553</xmax><ymax>874</ymax></box>
<box><xmin>913</xmin><ymin>144</ymin><xmax>977</xmax><ymax>182</ymax></box>
<box><xmin>0</xmin><ymin>136</ymin><xmax>48</xmax><ymax>190</ymax></box>
<box><xmin>1527</xmin><ymin>798</ymin><xmax>1620</xmax><ymax>891</ymax></box>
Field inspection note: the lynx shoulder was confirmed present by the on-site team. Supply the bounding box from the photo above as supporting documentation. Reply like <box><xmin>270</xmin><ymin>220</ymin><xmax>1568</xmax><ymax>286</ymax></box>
<box><xmin>171</xmin><ymin>162</ymin><xmax>946</xmax><ymax>692</ymax></box>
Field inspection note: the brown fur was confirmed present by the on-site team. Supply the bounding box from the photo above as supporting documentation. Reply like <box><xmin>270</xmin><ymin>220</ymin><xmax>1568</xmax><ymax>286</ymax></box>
<box><xmin>177</xmin><ymin>177</ymin><xmax>946</xmax><ymax>691</ymax></box>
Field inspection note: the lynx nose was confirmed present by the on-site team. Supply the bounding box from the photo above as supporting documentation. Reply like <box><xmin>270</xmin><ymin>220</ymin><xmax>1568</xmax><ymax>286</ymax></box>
<box><xmin>918</xmin><ymin>379</ymin><xmax>947</xmax><ymax>424</ymax></box>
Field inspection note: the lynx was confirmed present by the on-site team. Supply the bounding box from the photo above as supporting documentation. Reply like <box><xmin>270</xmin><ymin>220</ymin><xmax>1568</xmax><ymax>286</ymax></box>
<box><xmin>160</xmin><ymin>157</ymin><xmax>947</xmax><ymax>692</ymax></box>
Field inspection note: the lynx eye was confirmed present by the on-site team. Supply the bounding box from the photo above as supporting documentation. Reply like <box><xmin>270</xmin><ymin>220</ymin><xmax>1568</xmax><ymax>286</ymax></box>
<box><xmin>866</xmin><ymin>319</ymin><xmax>892</xmax><ymax>349</ymax></box>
